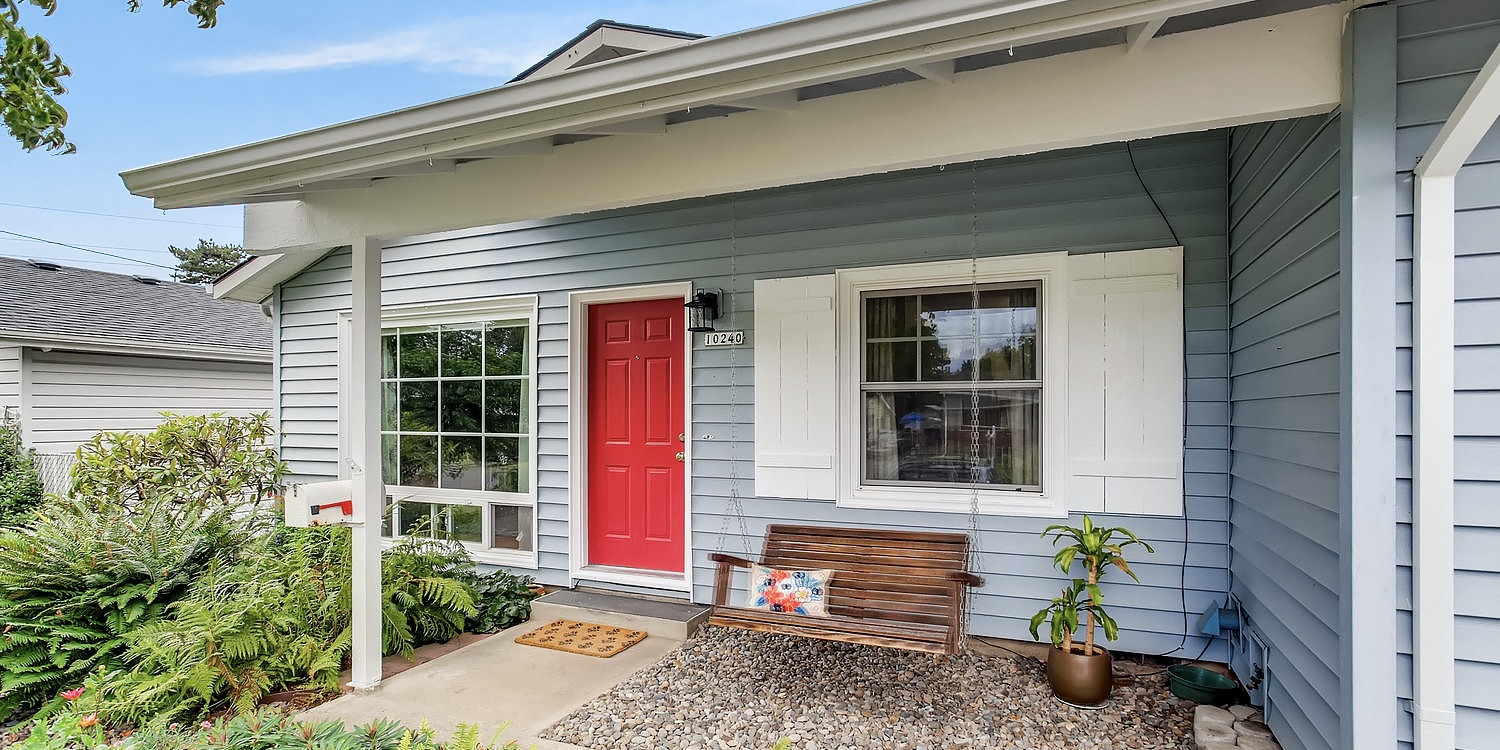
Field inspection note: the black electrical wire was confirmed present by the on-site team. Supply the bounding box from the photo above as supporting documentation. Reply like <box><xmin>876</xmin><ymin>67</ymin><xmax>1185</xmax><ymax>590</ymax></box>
<box><xmin>0</xmin><ymin>229</ymin><xmax>176</xmax><ymax>271</ymax></box>
<box><xmin>1124</xmin><ymin>139</ymin><xmax>1194</xmax><ymax>661</ymax></box>
<box><xmin>1125</xmin><ymin>141</ymin><xmax>1182</xmax><ymax>247</ymax></box>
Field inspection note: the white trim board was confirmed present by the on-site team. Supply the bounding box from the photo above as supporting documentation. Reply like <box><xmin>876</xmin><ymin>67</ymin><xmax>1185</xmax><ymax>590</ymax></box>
<box><xmin>566</xmin><ymin>282</ymin><xmax>695</xmax><ymax>596</ymax></box>
<box><xmin>129</xmin><ymin>0</ymin><xmax>1332</xmax><ymax>211</ymax></box>
<box><xmin>334</xmin><ymin>294</ymin><xmax>544</xmax><ymax>571</ymax></box>
<box><xmin>214</xmin><ymin>4</ymin><xmax>1344</xmax><ymax>301</ymax></box>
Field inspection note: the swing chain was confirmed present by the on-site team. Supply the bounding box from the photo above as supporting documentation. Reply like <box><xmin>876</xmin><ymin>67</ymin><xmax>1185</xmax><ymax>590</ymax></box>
<box><xmin>715</xmin><ymin>200</ymin><xmax>754</xmax><ymax>558</ymax></box>
<box><xmin>963</xmin><ymin>166</ymin><xmax>985</xmax><ymax>646</ymax></box>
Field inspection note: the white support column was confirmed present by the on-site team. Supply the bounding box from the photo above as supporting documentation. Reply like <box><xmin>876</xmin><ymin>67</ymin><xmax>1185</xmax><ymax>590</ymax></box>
<box><xmin>1410</xmin><ymin>38</ymin><xmax>1500</xmax><ymax>750</ymax></box>
<box><xmin>1412</xmin><ymin>174</ymin><xmax>1457</xmax><ymax>750</ymax></box>
<box><xmin>348</xmin><ymin>237</ymin><xmax>384</xmax><ymax>691</ymax></box>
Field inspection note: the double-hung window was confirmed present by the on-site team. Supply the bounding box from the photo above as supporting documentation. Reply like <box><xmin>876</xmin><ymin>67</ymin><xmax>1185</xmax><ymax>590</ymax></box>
<box><xmin>347</xmin><ymin>297</ymin><xmax>538</xmax><ymax>565</ymax></box>
<box><xmin>758</xmin><ymin>248</ymin><xmax>1182</xmax><ymax>518</ymax></box>
<box><xmin>836</xmin><ymin>253</ymin><xmax>1069</xmax><ymax>515</ymax></box>
<box><xmin>862</xmin><ymin>283</ymin><xmax>1042</xmax><ymax>491</ymax></box>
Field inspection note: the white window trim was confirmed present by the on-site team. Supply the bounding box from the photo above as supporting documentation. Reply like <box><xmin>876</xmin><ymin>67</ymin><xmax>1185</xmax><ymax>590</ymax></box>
<box><xmin>338</xmin><ymin>295</ymin><xmax>541</xmax><ymax>569</ymax></box>
<box><xmin>836</xmin><ymin>253</ymin><xmax>1069</xmax><ymax>517</ymax></box>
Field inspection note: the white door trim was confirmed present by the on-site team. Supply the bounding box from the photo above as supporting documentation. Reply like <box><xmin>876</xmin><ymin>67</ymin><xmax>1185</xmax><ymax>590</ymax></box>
<box><xmin>567</xmin><ymin>282</ymin><xmax>694</xmax><ymax>595</ymax></box>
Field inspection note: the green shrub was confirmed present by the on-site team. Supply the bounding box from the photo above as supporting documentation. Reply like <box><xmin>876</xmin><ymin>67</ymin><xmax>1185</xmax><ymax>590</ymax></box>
<box><xmin>96</xmin><ymin>527</ymin><xmax>353</xmax><ymax>723</ymax></box>
<box><xmin>11</xmin><ymin>696</ymin><xmax>518</xmax><ymax>750</ymax></box>
<box><xmin>0</xmin><ymin>497</ymin><xmax>254</xmax><ymax>721</ymax></box>
<box><xmin>70</xmin><ymin>412</ymin><xmax>285</xmax><ymax>510</ymax></box>
<box><xmin>381</xmin><ymin>534</ymin><xmax>477</xmax><ymax>658</ymax></box>
<box><xmin>461</xmin><ymin>569</ymin><xmax>538</xmax><ymax>633</ymax></box>
<box><xmin>0</xmin><ymin>411</ymin><xmax>44</xmax><ymax>526</ymax></box>
<box><xmin>0</xmin><ymin>413</ymin><xmax>283</xmax><ymax>721</ymax></box>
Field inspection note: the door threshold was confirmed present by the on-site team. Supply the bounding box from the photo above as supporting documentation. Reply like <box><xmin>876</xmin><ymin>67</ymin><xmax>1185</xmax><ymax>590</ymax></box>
<box><xmin>574</xmin><ymin>564</ymin><xmax>692</xmax><ymax>595</ymax></box>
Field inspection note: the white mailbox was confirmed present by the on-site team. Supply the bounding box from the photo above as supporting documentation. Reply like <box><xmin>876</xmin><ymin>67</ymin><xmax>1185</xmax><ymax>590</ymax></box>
<box><xmin>285</xmin><ymin>480</ymin><xmax>357</xmax><ymax>527</ymax></box>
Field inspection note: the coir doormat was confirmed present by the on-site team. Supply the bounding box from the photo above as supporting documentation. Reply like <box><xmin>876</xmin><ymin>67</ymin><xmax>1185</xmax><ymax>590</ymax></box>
<box><xmin>514</xmin><ymin>619</ymin><xmax>647</xmax><ymax>658</ymax></box>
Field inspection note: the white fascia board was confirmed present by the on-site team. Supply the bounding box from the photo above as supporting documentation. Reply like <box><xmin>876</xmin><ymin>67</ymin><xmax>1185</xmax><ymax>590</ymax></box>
<box><xmin>213</xmin><ymin>252</ymin><xmax>295</xmax><ymax>303</ymax></box>
<box><xmin>241</xmin><ymin>4</ymin><xmax>1342</xmax><ymax>258</ymax></box>
<box><xmin>122</xmin><ymin>0</ymin><xmax>1263</xmax><ymax>209</ymax></box>
<box><xmin>0</xmin><ymin>331</ymin><xmax>271</xmax><ymax>364</ymax></box>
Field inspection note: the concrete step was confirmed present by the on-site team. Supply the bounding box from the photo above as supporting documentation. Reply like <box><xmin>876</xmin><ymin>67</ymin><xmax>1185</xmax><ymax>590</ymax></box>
<box><xmin>529</xmin><ymin>589</ymin><xmax>710</xmax><ymax>639</ymax></box>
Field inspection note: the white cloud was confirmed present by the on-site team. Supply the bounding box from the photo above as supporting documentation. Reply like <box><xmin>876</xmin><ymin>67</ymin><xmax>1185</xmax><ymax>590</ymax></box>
<box><xmin>195</xmin><ymin>21</ymin><xmax>568</xmax><ymax>78</ymax></box>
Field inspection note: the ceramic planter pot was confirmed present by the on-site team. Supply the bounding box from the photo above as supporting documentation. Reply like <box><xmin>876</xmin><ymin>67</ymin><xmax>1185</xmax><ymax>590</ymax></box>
<box><xmin>1047</xmin><ymin>644</ymin><xmax>1113</xmax><ymax>707</ymax></box>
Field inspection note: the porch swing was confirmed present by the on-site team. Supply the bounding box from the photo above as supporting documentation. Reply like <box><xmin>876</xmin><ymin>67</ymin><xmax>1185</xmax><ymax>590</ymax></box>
<box><xmin>705</xmin><ymin>169</ymin><xmax>988</xmax><ymax>656</ymax></box>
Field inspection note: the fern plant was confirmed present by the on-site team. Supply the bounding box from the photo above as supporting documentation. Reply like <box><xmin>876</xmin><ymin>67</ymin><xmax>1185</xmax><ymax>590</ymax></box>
<box><xmin>0</xmin><ymin>496</ymin><xmax>250</xmax><ymax>720</ymax></box>
<box><xmin>381</xmin><ymin>534</ymin><xmax>477</xmax><ymax>658</ymax></box>
<box><xmin>98</xmin><ymin>526</ymin><xmax>354</xmax><ymax>723</ymax></box>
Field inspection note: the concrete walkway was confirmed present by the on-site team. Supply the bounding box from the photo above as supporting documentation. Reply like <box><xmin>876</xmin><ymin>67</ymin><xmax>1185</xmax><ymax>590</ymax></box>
<box><xmin>300</xmin><ymin>622</ymin><xmax>682</xmax><ymax>749</ymax></box>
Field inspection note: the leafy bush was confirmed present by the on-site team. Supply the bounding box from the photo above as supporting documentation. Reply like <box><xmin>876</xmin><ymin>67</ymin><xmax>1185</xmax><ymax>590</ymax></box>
<box><xmin>381</xmin><ymin>535</ymin><xmax>477</xmax><ymax>658</ymax></box>
<box><xmin>11</xmin><ymin>696</ymin><xmax>518</xmax><ymax>750</ymax></box>
<box><xmin>461</xmin><ymin>569</ymin><xmax>539</xmax><ymax>634</ymax></box>
<box><xmin>0</xmin><ymin>497</ymin><xmax>254</xmax><ymax>721</ymax></box>
<box><xmin>96</xmin><ymin>527</ymin><xmax>353</xmax><ymax>723</ymax></box>
<box><xmin>0</xmin><ymin>411</ymin><xmax>44</xmax><ymax>526</ymax></box>
<box><xmin>70</xmin><ymin>412</ymin><xmax>285</xmax><ymax>509</ymax></box>
<box><xmin>0</xmin><ymin>415</ymin><xmax>278</xmax><ymax>721</ymax></box>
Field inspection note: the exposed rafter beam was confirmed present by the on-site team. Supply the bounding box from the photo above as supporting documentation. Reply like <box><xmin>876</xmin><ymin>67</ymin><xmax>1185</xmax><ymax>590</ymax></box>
<box><xmin>1126</xmin><ymin>16</ymin><xmax>1170</xmax><ymax>54</ymax></box>
<box><xmin>573</xmin><ymin>116</ymin><xmax>668</xmax><ymax>136</ymax></box>
<box><xmin>461</xmin><ymin>140</ymin><xmax>555</xmax><ymax>158</ymax></box>
<box><xmin>719</xmin><ymin>91</ymin><xmax>801</xmax><ymax>111</ymax></box>
<box><xmin>367</xmin><ymin>159</ymin><xmax>458</xmax><ymax>177</ymax></box>
<box><xmin>292</xmin><ymin>178</ymin><xmax>374</xmax><ymax>191</ymax></box>
<box><xmin>907</xmin><ymin>60</ymin><xmax>957</xmax><ymax>85</ymax></box>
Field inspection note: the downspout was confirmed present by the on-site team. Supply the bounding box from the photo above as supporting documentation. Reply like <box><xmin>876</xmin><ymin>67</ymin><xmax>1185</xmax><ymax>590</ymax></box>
<box><xmin>1410</xmin><ymin>41</ymin><xmax>1500</xmax><ymax>750</ymax></box>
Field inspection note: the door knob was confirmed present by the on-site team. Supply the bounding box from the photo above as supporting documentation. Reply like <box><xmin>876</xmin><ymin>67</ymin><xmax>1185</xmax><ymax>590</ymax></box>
<box><xmin>675</xmin><ymin>451</ymin><xmax>685</xmax><ymax>462</ymax></box>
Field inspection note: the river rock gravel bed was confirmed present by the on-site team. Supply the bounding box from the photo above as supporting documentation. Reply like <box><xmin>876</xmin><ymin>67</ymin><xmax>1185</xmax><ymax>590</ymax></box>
<box><xmin>541</xmin><ymin>627</ymin><xmax>1195</xmax><ymax>750</ymax></box>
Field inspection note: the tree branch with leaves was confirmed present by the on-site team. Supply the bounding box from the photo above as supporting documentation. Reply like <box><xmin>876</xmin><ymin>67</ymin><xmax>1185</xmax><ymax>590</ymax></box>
<box><xmin>1</xmin><ymin>1</ymin><xmax>223</xmax><ymax>153</ymax></box>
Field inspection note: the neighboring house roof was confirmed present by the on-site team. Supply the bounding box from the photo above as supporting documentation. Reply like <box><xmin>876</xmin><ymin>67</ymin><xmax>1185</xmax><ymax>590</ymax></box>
<box><xmin>510</xmin><ymin>19</ymin><xmax>705</xmax><ymax>83</ymax></box>
<box><xmin>0</xmin><ymin>257</ymin><xmax>272</xmax><ymax>361</ymax></box>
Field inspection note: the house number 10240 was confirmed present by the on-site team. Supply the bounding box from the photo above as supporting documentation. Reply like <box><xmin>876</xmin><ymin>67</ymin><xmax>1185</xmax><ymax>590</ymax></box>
<box><xmin>703</xmin><ymin>330</ymin><xmax>745</xmax><ymax>347</ymax></box>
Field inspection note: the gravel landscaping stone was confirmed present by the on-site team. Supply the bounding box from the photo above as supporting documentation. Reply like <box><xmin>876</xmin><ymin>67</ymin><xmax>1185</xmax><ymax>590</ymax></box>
<box><xmin>542</xmin><ymin>626</ymin><xmax>1197</xmax><ymax>750</ymax></box>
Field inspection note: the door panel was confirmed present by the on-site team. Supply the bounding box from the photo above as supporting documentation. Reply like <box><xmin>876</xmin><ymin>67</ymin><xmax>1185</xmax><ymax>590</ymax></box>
<box><xmin>587</xmin><ymin>298</ymin><xmax>686</xmax><ymax>573</ymax></box>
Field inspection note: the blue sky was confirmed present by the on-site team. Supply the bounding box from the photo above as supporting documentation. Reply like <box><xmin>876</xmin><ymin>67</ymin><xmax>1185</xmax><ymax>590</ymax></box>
<box><xmin>0</xmin><ymin>1</ymin><xmax>853</xmax><ymax>277</ymax></box>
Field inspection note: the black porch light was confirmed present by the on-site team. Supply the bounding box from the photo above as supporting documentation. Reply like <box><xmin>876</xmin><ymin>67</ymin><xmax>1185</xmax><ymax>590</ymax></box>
<box><xmin>685</xmin><ymin>289</ymin><xmax>721</xmax><ymax>332</ymax></box>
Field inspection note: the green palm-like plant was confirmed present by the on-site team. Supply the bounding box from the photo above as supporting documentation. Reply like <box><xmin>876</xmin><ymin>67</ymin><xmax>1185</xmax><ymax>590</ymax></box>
<box><xmin>1028</xmin><ymin>515</ymin><xmax>1153</xmax><ymax>656</ymax></box>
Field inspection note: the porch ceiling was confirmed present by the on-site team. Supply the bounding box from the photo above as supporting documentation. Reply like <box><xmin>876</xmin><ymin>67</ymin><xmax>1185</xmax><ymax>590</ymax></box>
<box><xmin>121</xmin><ymin>0</ymin><xmax>1339</xmax><ymax>212</ymax></box>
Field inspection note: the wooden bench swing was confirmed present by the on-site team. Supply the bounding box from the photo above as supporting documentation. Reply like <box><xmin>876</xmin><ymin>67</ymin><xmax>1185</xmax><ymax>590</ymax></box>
<box><xmin>707</xmin><ymin>524</ymin><xmax>984</xmax><ymax>655</ymax></box>
<box><xmin>703</xmin><ymin>180</ymin><xmax>994</xmax><ymax>656</ymax></box>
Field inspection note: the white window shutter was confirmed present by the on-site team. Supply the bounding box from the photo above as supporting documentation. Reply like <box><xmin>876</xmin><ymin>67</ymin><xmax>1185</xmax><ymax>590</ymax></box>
<box><xmin>754</xmin><ymin>275</ymin><xmax>838</xmax><ymax>500</ymax></box>
<box><xmin>1067</xmin><ymin>248</ymin><xmax>1185</xmax><ymax>516</ymax></box>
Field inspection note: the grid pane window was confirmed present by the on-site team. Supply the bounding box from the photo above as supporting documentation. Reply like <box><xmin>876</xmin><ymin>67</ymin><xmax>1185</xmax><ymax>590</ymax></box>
<box><xmin>379</xmin><ymin>317</ymin><xmax>534</xmax><ymax>553</ymax></box>
<box><xmin>862</xmin><ymin>284</ymin><xmax>1042</xmax><ymax>490</ymax></box>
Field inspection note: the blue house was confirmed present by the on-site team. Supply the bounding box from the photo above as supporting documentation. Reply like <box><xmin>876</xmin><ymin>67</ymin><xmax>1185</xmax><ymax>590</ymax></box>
<box><xmin>123</xmin><ymin>2</ymin><xmax>1500</xmax><ymax>749</ymax></box>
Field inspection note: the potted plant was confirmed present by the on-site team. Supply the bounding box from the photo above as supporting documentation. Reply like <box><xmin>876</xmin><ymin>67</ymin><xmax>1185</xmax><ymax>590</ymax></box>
<box><xmin>1029</xmin><ymin>515</ymin><xmax>1154</xmax><ymax>707</ymax></box>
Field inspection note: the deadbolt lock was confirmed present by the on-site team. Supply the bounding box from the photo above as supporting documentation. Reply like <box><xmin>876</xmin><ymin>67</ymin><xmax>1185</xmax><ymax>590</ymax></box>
<box><xmin>675</xmin><ymin>451</ymin><xmax>685</xmax><ymax>462</ymax></box>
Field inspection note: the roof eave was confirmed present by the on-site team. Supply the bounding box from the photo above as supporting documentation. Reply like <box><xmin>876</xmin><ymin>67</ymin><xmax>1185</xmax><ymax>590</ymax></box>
<box><xmin>121</xmin><ymin>0</ymin><xmax>1252</xmax><ymax>209</ymax></box>
<box><xmin>0</xmin><ymin>331</ymin><xmax>272</xmax><ymax>364</ymax></box>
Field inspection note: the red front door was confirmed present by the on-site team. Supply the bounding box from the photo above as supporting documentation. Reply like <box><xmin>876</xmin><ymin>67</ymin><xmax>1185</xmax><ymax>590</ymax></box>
<box><xmin>587</xmin><ymin>298</ymin><xmax>686</xmax><ymax>573</ymax></box>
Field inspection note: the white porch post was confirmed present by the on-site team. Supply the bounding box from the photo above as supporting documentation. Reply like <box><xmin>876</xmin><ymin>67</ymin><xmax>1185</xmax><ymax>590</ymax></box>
<box><xmin>349</xmin><ymin>237</ymin><xmax>384</xmax><ymax>690</ymax></box>
<box><xmin>1411</xmin><ymin>40</ymin><xmax>1500</xmax><ymax>750</ymax></box>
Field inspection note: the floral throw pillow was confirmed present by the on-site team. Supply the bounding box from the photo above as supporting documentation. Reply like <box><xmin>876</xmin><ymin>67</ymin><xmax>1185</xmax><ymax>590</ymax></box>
<box><xmin>745</xmin><ymin>564</ymin><xmax>833</xmax><ymax>617</ymax></box>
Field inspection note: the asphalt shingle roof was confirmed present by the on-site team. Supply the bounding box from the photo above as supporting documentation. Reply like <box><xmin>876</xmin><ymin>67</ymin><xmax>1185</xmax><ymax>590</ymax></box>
<box><xmin>0</xmin><ymin>257</ymin><xmax>272</xmax><ymax>353</ymax></box>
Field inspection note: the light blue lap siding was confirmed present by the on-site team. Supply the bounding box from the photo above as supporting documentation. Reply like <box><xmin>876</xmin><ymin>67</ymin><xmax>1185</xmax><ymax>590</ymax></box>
<box><xmin>275</xmin><ymin>131</ymin><xmax>1231</xmax><ymax>659</ymax></box>
<box><xmin>1392</xmin><ymin>2</ymin><xmax>1500</xmax><ymax>748</ymax></box>
<box><xmin>1228</xmin><ymin>113</ymin><xmax>1343</xmax><ymax>750</ymax></box>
